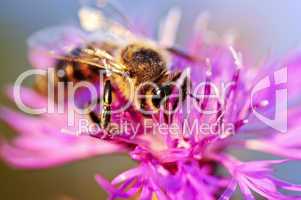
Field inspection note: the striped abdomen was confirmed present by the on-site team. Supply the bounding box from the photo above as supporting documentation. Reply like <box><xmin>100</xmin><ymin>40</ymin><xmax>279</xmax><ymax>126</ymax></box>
<box><xmin>54</xmin><ymin>47</ymin><xmax>101</xmax><ymax>83</ymax></box>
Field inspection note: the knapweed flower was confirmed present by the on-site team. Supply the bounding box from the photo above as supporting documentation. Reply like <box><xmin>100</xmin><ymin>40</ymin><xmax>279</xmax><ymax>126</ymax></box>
<box><xmin>1</xmin><ymin>6</ymin><xmax>301</xmax><ymax>200</ymax></box>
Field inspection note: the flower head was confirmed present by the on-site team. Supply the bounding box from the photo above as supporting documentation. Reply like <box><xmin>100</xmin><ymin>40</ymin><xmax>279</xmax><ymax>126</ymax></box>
<box><xmin>1</xmin><ymin>5</ymin><xmax>301</xmax><ymax>200</ymax></box>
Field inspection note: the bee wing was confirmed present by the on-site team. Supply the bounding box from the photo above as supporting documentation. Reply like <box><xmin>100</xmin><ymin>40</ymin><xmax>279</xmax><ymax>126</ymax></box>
<box><xmin>27</xmin><ymin>26</ymin><xmax>87</xmax><ymax>69</ymax></box>
<box><xmin>78</xmin><ymin>0</ymin><xmax>131</xmax><ymax>29</ymax></box>
<box><xmin>27</xmin><ymin>26</ymin><xmax>128</xmax><ymax>76</ymax></box>
<box><xmin>78</xmin><ymin>1</ymin><xmax>138</xmax><ymax>44</ymax></box>
<box><xmin>78</xmin><ymin>2</ymin><xmax>202</xmax><ymax>64</ymax></box>
<box><xmin>54</xmin><ymin>46</ymin><xmax>129</xmax><ymax>76</ymax></box>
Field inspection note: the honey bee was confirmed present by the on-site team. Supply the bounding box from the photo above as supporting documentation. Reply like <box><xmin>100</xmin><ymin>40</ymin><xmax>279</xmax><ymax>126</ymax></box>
<box><xmin>28</xmin><ymin>6</ymin><xmax>197</xmax><ymax>130</ymax></box>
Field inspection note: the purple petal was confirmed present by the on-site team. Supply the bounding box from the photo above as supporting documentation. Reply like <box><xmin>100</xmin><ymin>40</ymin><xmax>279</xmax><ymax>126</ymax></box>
<box><xmin>111</xmin><ymin>166</ymin><xmax>143</xmax><ymax>184</ymax></box>
<box><xmin>237</xmin><ymin>180</ymin><xmax>255</xmax><ymax>200</ymax></box>
<box><xmin>95</xmin><ymin>174</ymin><xmax>129</xmax><ymax>200</ymax></box>
<box><xmin>245</xmin><ymin>139</ymin><xmax>301</xmax><ymax>159</ymax></box>
<box><xmin>1</xmin><ymin>136</ymin><xmax>124</xmax><ymax>169</ymax></box>
<box><xmin>140</xmin><ymin>186</ymin><xmax>153</xmax><ymax>200</ymax></box>
<box><xmin>0</xmin><ymin>108</ymin><xmax>125</xmax><ymax>169</ymax></box>
<box><xmin>270</xmin><ymin>177</ymin><xmax>301</xmax><ymax>192</ymax></box>
<box><xmin>218</xmin><ymin>178</ymin><xmax>237</xmax><ymax>200</ymax></box>
<box><xmin>245</xmin><ymin>177</ymin><xmax>298</xmax><ymax>200</ymax></box>
<box><xmin>6</xmin><ymin>86</ymin><xmax>48</xmax><ymax>109</ymax></box>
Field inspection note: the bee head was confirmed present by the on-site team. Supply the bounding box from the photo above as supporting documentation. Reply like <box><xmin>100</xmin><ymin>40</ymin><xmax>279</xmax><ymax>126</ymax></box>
<box><xmin>119</xmin><ymin>43</ymin><xmax>167</xmax><ymax>83</ymax></box>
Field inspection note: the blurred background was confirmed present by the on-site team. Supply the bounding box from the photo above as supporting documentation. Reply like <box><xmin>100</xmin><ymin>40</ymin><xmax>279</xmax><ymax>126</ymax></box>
<box><xmin>0</xmin><ymin>0</ymin><xmax>301</xmax><ymax>199</ymax></box>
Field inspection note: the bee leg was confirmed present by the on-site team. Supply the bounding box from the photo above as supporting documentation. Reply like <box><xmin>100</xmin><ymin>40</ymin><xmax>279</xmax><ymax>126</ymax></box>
<box><xmin>161</xmin><ymin>86</ymin><xmax>173</xmax><ymax>124</ymax></box>
<box><xmin>83</xmin><ymin>96</ymin><xmax>100</xmax><ymax>123</ymax></box>
<box><xmin>100</xmin><ymin>79</ymin><xmax>112</xmax><ymax>129</ymax></box>
<box><xmin>171</xmin><ymin>71</ymin><xmax>191</xmax><ymax>108</ymax></box>
<box><xmin>152</xmin><ymin>84</ymin><xmax>177</xmax><ymax>124</ymax></box>
<box><xmin>163</xmin><ymin>72</ymin><xmax>191</xmax><ymax>124</ymax></box>
<box><xmin>89</xmin><ymin>110</ymin><xmax>100</xmax><ymax>124</ymax></box>
<box><xmin>87</xmin><ymin>80</ymin><xmax>112</xmax><ymax>131</ymax></box>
